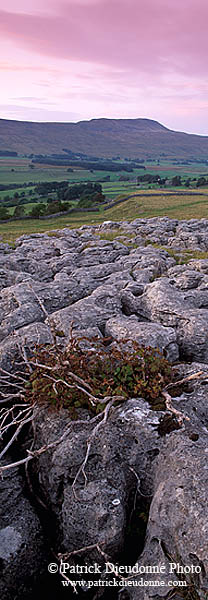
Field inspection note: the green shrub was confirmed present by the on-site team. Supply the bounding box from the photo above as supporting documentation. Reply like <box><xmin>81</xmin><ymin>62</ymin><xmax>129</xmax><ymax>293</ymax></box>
<box><xmin>24</xmin><ymin>335</ymin><xmax>172</xmax><ymax>417</ymax></box>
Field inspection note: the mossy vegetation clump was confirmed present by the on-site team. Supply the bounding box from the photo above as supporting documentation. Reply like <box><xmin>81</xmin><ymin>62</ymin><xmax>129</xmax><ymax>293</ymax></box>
<box><xmin>24</xmin><ymin>335</ymin><xmax>172</xmax><ymax>417</ymax></box>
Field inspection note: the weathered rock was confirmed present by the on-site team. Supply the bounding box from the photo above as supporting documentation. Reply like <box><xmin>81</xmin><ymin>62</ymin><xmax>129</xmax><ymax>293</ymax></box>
<box><xmin>33</xmin><ymin>399</ymin><xmax>166</xmax><ymax>557</ymax></box>
<box><xmin>116</xmin><ymin>247</ymin><xmax>175</xmax><ymax>282</ymax></box>
<box><xmin>135</xmin><ymin>278</ymin><xmax>194</xmax><ymax>326</ymax></box>
<box><xmin>169</xmin><ymin>268</ymin><xmax>204</xmax><ymax>290</ymax></box>
<box><xmin>0</xmin><ymin>460</ymin><xmax>45</xmax><ymax>600</ymax></box>
<box><xmin>167</xmin><ymin>361</ymin><xmax>208</xmax><ymax>432</ymax></box>
<box><xmin>0</xmin><ymin>322</ymin><xmax>53</xmax><ymax>371</ymax></box>
<box><xmin>50</xmin><ymin>284</ymin><xmax>122</xmax><ymax>338</ymax></box>
<box><xmin>75</xmin><ymin>240</ymin><xmax>129</xmax><ymax>267</ymax></box>
<box><xmin>125</xmin><ymin>433</ymin><xmax>208</xmax><ymax>600</ymax></box>
<box><xmin>105</xmin><ymin>316</ymin><xmax>179</xmax><ymax>362</ymax></box>
<box><xmin>176</xmin><ymin>308</ymin><xmax>208</xmax><ymax>362</ymax></box>
<box><xmin>189</xmin><ymin>258</ymin><xmax>208</xmax><ymax>274</ymax></box>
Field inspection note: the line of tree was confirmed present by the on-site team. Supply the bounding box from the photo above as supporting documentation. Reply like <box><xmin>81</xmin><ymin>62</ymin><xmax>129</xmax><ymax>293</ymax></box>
<box><xmin>0</xmin><ymin>201</ymin><xmax>72</xmax><ymax>220</ymax></box>
<box><xmin>137</xmin><ymin>174</ymin><xmax>167</xmax><ymax>184</ymax></box>
<box><xmin>29</xmin><ymin>201</ymin><xmax>72</xmax><ymax>218</ymax></box>
<box><xmin>0</xmin><ymin>151</ymin><xmax>18</xmax><ymax>157</ymax></box>
<box><xmin>0</xmin><ymin>183</ymin><xmax>25</xmax><ymax>191</ymax></box>
<box><xmin>34</xmin><ymin>181</ymin><xmax>69</xmax><ymax>196</ymax></box>
<box><xmin>58</xmin><ymin>182</ymin><xmax>103</xmax><ymax>201</ymax></box>
<box><xmin>31</xmin><ymin>158</ymin><xmax>137</xmax><ymax>172</ymax></box>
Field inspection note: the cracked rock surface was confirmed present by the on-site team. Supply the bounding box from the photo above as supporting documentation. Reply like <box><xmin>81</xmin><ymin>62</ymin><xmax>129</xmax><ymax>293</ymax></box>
<box><xmin>0</xmin><ymin>217</ymin><xmax>208</xmax><ymax>599</ymax></box>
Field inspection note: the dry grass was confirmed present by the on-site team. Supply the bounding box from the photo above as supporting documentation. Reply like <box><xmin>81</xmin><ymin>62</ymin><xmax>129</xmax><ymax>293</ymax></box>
<box><xmin>145</xmin><ymin>243</ymin><xmax>208</xmax><ymax>264</ymax></box>
<box><xmin>104</xmin><ymin>193</ymin><xmax>208</xmax><ymax>221</ymax></box>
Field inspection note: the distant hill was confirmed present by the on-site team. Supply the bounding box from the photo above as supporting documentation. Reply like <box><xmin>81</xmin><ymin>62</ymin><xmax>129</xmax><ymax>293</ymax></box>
<box><xmin>0</xmin><ymin>117</ymin><xmax>208</xmax><ymax>159</ymax></box>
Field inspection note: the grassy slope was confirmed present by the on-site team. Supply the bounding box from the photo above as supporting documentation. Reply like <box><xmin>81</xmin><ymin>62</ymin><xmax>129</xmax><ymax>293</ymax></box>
<box><xmin>104</xmin><ymin>191</ymin><xmax>208</xmax><ymax>220</ymax></box>
<box><xmin>1</xmin><ymin>191</ymin><xmax>208</xmax><ymax>244</ymax></box>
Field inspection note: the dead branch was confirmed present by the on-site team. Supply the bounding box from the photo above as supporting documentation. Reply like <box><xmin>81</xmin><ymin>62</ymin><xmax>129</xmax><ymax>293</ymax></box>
<box><xmin>162</xmin><ymin>390</ymin><xmax>190</xmax><ymax>426</ymax></box>
<box><xmin>0</xmin><ymin>412</ymin><xmax>33</xmax><ymax>461</ymax></box>
<box><xmin>30</xmin><ymin>360</ymin><xmax>94</xmax><ymax>393</ymax></box>
<box><xmin>16</xmin><ymin>338</ymin><xmax>33</xmax><ymax>373</ymax></box>
<box><xmin>166</xmin><ymin>370</ymin><xmax>204</xmax><ymax>390</ymax></box>
<box><xmin>30</xmin><ymin>359</ymin><xmax>114</xmax><ymax>408</ymax></box>
<box><xmin>0</xmin><ymin>367</ymin><xmax>28</xmax><ymax>383</ymax></box>
<box><xmin>0</xmin><ymin>379</ymin><xmax>25</xmax><ymax>391</ymax></box>
<box><xmin>57</xmin><ymin>543</ymin><xmax>106</xmax><ymax>594</ymax></box>
<box><xmin>0</xmin><ymin>405</ymin><xmax>32</xmax><ymax>435</ymax></box>
<box><xmin>58</xmin><ymin>541</ymin><xmax>148</xmax><ymax>583</ymax></box>
<box><xmin>0</xmin><ymin>393</ymin><xmax>25</xmax><ymax>404</ymax></box>
<box><xmin>58</xmin><ymin>542</ymin><xmax>105</xmax><ymax>561</ymax></box>
<box><xmin>27</xmin><ymin>283</ymin><xmax>50</xmax><ymax>321</ymax></box>
<box><xmin>0</xmin><ymin>366</ymin><xmax>29</xmax><ymax>404</ymax></box>
<box><xmin>60</xmin><ymin>571</ymin><xmax>79</xmax><ymax>594</ymax></box>
<box><xmin>25</xmin><ymin>432</ymin><xmax>49</xmax><ymax>511</ymax></box>
<box><xmin>0</xmin><ymin>411</ymin><xmax>103</xmax><ymax>474</ymax></box>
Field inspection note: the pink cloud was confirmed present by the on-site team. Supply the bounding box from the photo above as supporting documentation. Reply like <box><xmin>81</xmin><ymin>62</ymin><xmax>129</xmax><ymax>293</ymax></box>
<box><xmin>1</xmin><ymin>0</ymin><xmax>208</xmax><ymax>133</ymax></box>
<box><xmin>0</xmin><ymin>0</ymin><xmax>208</xmax><ymax>77</ymax></box>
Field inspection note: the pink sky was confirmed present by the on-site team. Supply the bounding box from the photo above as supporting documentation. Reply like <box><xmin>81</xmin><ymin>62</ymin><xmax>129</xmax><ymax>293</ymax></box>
<box><xmin>1</xmin><ymin>0</ymin><xmax>208</xmax><ymax>134</ymax></box>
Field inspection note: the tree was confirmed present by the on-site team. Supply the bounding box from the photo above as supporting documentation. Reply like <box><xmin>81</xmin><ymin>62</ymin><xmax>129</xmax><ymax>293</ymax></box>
<box><xmin>13</xmin><ymin>205</ymin><xmax>25</xmax><ymax>218</ymax></box>
<box><xmin>196</xmin><ymin>177</ymin><xmax>207</xmax><ymax>187</ymax></box>
<box><xmin>29</xmin><ymin>204</ymin><xmax>45</xmax><ymax>218</ymax></box>
<box><xmin>92</xmin><ymin>192</ymin><xmax>105</xmax><ymax>203</ymax></box>
<box><xmin>77</xmin><ymin>196</ymin><xmax>93</xmax><ymax>209</ymax></box>
<box><xmin>44</xmin><ymin>201</ymin><xmax>69</xmax><ymax>215</ymax></box>
<box><xmin>185</xmin><ymin>178</ymin><xmax>191</xmax><ymax>188</ymax></box>
<box><xmin>171</xmin><ymin>176</ymin><xmax>181</xmax><ymax>187</ymax></box>
<box><xmin>0</xmin><ymin>207</ymin><xmax>10</xmax><ymax>220</ymax></box>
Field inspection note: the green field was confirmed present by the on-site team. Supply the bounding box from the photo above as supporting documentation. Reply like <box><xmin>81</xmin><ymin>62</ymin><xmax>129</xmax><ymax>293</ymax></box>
<box><xmin>0</xmin><ymin>157</ymin><xmax>139</xmax><ymax>187</ymax></box>
<box><xmin>1</xmin><ymin>157</ymin><xmax>208</xmax><ymax>243</ymax></box>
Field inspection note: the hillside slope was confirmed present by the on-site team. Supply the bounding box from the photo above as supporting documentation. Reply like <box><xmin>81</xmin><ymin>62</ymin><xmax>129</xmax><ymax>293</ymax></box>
<box><xmin>1</xmin><ymin>117</ymin><xmax>208</xmax><ymax>159</ymax></box>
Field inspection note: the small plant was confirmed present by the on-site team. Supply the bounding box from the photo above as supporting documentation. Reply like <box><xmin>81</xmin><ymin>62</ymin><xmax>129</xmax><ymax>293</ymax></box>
<box><xmin>24</xmin><ymin>335</ymin><xmax>172</xmax><ymax>416</ymax></box>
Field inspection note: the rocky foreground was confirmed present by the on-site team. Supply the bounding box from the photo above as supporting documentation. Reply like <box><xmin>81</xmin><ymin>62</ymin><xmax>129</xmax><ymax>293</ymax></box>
<box><xmin>0</xmin><ymin>216</ymin><xmax>208</xmax><ymax>600</ymax></box>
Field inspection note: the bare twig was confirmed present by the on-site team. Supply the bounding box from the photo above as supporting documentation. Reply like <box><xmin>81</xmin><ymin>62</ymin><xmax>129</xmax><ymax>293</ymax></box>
<box><xmin>0</xmin><ymin>405</ymin><xmax>32</xmax><ymax>435</ymax></box>
<box><xmin>16</xmin><ymin>338</ymin><xmax>33</xmax><ymax>373</ymax></box>
<box><xmin>42</xmin><ymin>373</ymin><xmax>98</xmax><ymax>407</ymax></box>
<box><xmin>0</xmin><ymin>412</ymin><xmax>102</xmax><ymax>474</ymax></box>
<box><xmin>58</xmin><ymin>542</ymin><xmax>105</xmax><ymax>561</ymax></box>
<box><xmin>162</xmin><ymin>390</ymin><xmax>189</xmax><ymax>426</ymax></box>
<box><xmin>25</xmin><ymin>435</ymin><xmax>49</xmax><ymax>510</ymax></box>
<box><xmin>0</xmin><ymin>393</ymin><xmax>25</xmax><ymax>404</ymax></box>
<box><xmin>0</xmin><ymin>412</ymin><xmax>33</xmax><ymax>460</ymax></box>
<box><xmin>27</xmin><ymin>282</ymin><xmax>50</xmax><ymax>321</ymax></box>
<box><xmin>166</xmin><ymin>370</ymin><xmax>204</xmax><ymax>390</ymax></box>
<box><xmin>0</xmin><ymin>367</ymin><xmax>28</xmax><ymax>383</ymax></box>
<box><xmin>57</xmin><ymin>543</ymin><xmax>106</xmax><ymax>594</ymax></box>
